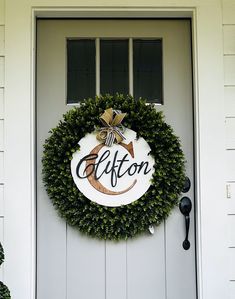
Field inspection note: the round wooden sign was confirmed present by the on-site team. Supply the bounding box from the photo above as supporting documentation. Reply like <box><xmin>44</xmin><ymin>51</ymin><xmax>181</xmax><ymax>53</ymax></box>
<box><xmin>71</xmin><ymin>129</ymin><xmax>155</xmax><ymax>207</ymax></box>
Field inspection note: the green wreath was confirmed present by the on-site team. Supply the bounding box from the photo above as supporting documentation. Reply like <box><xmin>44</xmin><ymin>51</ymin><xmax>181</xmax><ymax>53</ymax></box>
<box><xmin>0</xmin><ymin>282</ymin><xmax>11</xmax><ymax>299</ymax></box>
<box><xmin>0</xmin><ymin>242</ymin><xmax>11</xmax><ymax>299</ymax></box>
<box><xmin>0</xmin><ymin>242</ymin><xmax>4</xmax><ymax>266</ymax></box>
<box><xmin>42</xmin><ymin>95</ymin><xmax>185</xmax><ymax>240</ymax></box>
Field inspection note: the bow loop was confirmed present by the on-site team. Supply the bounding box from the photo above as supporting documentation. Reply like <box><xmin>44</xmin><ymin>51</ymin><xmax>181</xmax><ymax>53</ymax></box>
<box><xmin>112</xmin><ymin>112</ymin><xmax>126</xmax><ymax>126</ymax></box>
<box><xmin>100</xmin><ymin>108</ymin><xmax>113</xmax><ymax>126</ymax></box>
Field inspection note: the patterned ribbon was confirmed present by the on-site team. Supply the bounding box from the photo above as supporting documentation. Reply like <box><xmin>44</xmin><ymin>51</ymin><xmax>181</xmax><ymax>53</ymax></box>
<box><xmin>97</xmin><ymin>108</ymin><xmax>126</xmax><ymax>147</ymax></box>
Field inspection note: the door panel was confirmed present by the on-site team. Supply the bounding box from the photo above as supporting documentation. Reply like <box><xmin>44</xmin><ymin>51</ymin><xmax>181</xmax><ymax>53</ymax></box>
<box><xmin>127</xmin><ymin>228</ymin><xmax>166</xmax><ymax>299</ymax></box>
<box><xmin>37</xmin><ymin>19</ymin><xmax>196</xmax><ymax>299</ymax></box>
<box><xmin>106</xmin><ymin>242</ymin><xmax>127</xmax><ymax>299</ymax></box>
<box><xmin>66</xmin><ymin>231</ymin><xmax>106</xmax><ymax>299</ymax></box>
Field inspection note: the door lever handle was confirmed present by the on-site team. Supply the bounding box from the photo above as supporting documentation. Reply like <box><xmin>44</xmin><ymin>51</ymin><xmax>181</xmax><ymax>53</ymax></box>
<box><xmin>179</xmin><ymin>197</ymin><xmax>192</xmax><ymax>250</ymax></box>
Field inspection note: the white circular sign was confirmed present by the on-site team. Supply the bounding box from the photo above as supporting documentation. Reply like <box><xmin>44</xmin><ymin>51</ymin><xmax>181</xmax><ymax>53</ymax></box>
<box><xmin>71</xmin><ymin>129</ymin><xmax>155</xmax><ymax>207</ymax></box>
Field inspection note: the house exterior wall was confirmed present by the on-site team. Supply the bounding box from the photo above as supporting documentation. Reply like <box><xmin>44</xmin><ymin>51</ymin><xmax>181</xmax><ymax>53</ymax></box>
<box><xmin>0</xmin><ymin>0</ymin><xmax>5</xmax><ymax>284</ymax></box>
<box><xmin>223</xmin><ymin>1</ymin><xmax>235</xmax><ymax>297</ymax></box>
<box><xmin>1</xmin><ymin>0</ymin><xmax>234</xmax><ymax>298</ymax></box>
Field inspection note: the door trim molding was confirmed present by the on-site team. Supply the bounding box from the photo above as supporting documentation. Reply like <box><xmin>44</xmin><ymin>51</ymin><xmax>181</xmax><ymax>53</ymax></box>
<box><xmin>4</xmin><ymin>2</ymin><xmax>227</xmax><ymax>299</ymax></box>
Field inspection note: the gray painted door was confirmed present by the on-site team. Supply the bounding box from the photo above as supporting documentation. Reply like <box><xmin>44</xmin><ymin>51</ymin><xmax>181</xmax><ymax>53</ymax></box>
<box><xmin>37</xmin><ymin>19</ymin><xmax>196</xmax><ymax>299</ymax></box>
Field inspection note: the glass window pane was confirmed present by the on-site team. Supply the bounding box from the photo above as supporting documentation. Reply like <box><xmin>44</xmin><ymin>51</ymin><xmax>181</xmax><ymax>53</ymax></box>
<box><xmin>67</xmin><ymin>39</ymin><xmax>95</xmax><ymax>104</ymax></box>
<box><xmin>100</xmin><ymin>40</ymin><xmax>129</xmax><ymax>95</ymax></box>
<box><xmin>133</xmin><ymin>39</ymin><xmax>163</xmax><ymax>103</ymax></box>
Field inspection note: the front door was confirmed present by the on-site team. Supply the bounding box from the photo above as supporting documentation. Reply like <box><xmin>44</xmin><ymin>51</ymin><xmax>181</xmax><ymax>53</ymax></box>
<box><xmin>37</xmin><ymin>19</ymin><xmax>196</xmax><ymax>299</ymax></box>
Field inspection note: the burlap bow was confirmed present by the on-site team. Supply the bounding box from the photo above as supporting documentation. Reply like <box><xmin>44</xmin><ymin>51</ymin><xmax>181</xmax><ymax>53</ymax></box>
<box><xmin>97</xmin><ymin>108</ymin><xmax>126</xmax><ymax>147</ymax></box>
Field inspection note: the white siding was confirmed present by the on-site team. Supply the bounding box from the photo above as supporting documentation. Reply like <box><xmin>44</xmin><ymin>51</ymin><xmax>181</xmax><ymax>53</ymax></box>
<box><xmin>226</xmin><ymin>118</ymin><xmax>235</xmax><ymax>149</ymax></box>
<box><xmin>0</xmin><ymin>0</ymin><xmax>4</xmax><ymax>285</ymax></box>
<box><xmin>226</xmin><ymin>151</ymin><xmax>235</xmax><ymax>181</ymax></box>
<box><xmin>224</xmin><ymin>56</ymin><xmax>235</xmax><ymax>85</ymax></box>
<box><xmin>0</xmin><ymin>57</ymin><xmax>4</xmax><ymax>88</ymax></box>
<box><xmin>228</xmin><ymin>216</ymin><xmax>235</xmax><ymax>247</ymax></box>
<box><xmin>228</xmin><ymin>248</ymin><xmax>235</xmax><ymax>279</ymax></box>
<box><xmin>223</xmin><ymin>0</ymin><xmax>235</xmax><ymax>295</ymax></box>
<box><xmin>0</xmin><ymin>120</ymin><xmax>4</xmax><ymax>151</ymax></box>
<box><xmin>227</xmin><ymin>182</ymin><xmax>235</xmax><ymax>214</ymax></box>
<box><xmin>0</xmin><ymin>0</ymin><xmax>4</xmax><ymax>26</ymax></box>
<box><xmin>229</xmin><ymin>282</ymin><xmax>235</xmax><ymax>299</ymax></box>
<box><xmin>223</xmin><ymin>25</ymin><xmax>235</xmax><ymax>54</ymax></box>
<box><xmin>223</xmin><ymin>0</ymin><xmax>235</xmax><ymax>25</ymax></box>
<box><xmin>225</xmin><ymin>87</ymin><xmax>235</xmax><ymax>117</ymax></box>
<box><xmin>0</xmin><ymin>26</ymin><xmax>4</xmax><ymax>56</ymax></box>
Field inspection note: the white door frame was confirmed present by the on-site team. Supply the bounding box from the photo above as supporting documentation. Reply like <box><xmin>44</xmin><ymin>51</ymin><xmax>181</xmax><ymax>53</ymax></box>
<box><xmin>4</xmin><ymin>1</ymin><xmax>228</xmax><ymax>299</ymax></box>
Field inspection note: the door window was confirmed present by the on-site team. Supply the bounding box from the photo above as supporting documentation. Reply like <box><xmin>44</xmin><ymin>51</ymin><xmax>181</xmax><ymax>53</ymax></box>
<box><xmin>67</xmin><ymin>39</ymin><xmax>96</xmax><ymax>103</ymax></box>
<box><xmin>67</xmin><ymin>38</ymin><xmax>163</xmax><ymax>104</ymax></box>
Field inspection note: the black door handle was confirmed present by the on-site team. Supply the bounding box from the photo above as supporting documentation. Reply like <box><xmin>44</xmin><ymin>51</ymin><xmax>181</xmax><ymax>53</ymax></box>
<box><xmin>179</xmin><ymin>197</ymin><xmax>192</xmax><ymax>250</ymax></box>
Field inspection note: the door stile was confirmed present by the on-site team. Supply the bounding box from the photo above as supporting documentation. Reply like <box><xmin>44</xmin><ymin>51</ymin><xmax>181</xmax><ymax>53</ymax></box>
<box><xmin>129</xmin><ymin>38</ymin><xmax>134</xmax><ymax>96</ymax></box>
<box><xmin>96</xmin><ymin>38</ymin><xmax>100</xmax><ymax>96</ymax></box>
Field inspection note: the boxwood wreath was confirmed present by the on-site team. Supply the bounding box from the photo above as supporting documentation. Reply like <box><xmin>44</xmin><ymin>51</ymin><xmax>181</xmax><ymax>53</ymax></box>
<box><xmin>0</xmin><ymin>282</ymin><xmax>11</xmax><ymax>299</ymax></box>
<box><xmin>0</xmin><ymin>242</ymin><xmax>4</xmax><ymax>266</ymax></box>
<box><xmin>0</xmin><ymin>242</ymin><xmax>11</xmax><ymax>299</ymax></box>
<box><xmin>42</xmin><ymin>94</ymin><xmax>186</xmax><ymax>240</ymax></box>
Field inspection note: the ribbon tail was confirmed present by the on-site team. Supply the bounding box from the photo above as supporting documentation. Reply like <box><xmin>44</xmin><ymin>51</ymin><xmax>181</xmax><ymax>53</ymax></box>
<box><xmin>105</xmin><ymin>131</ymin><xmax>115</xmax><ymax>147</ymax></box>
<box><xmin>114</xmin><ymin>128</ymin><xmax>126</xmax><ymax>143</ymax></box>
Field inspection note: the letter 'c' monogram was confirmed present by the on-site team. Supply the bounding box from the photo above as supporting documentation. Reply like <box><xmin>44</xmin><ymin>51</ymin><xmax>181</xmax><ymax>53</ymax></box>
<box><xmin>86</xmin><ymin>142</ymin><xmax>137</xmax><ymax>195</ymax></box>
